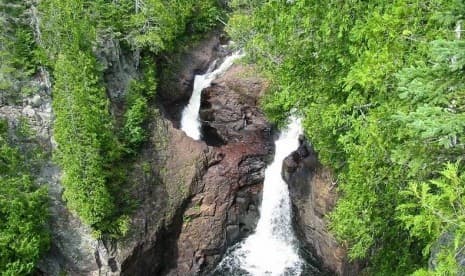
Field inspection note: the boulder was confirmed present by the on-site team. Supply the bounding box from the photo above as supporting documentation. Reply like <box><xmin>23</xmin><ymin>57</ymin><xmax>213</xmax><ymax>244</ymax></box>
<box><xmin>30</xmin><ymin>94</ymin><xmax>42</xmax><ymax>107</ymax></box>
<box><xmin>199</xmin><ymin>64</ymin><xmax>271</xmax><ymax>145</ymax></box>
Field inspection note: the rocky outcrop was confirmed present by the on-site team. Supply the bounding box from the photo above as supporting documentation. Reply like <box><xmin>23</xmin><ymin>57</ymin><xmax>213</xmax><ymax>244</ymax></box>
<box><xmin>0</xmin><ymin>71</ymin><xmax>106</xmax><ymax>275</ymax></box>
<box><xmin>116</xmin><ymin>48</ymin><xmax>275</xmax><ymax>276</ymax></box>
<box><xmin>168</xmin><ymin>64</ymin><xmax>274</xmax><ymax>275</ymax></box>
<box><xmin>35</xmin><ymin>33</ymin><xmax>225</xmax><ymax>275</ymax></box>
<box><xmin>95</xmin><ymin>32</ymin><xmax>139</xmax><ymax>102</ymax></box>
<box><xmin>199</xmin><ymin>65</ymin><xmax>270</xmax><ymax>146</ymax></box>
<box><xmin>116</xmin><ymin>63</ymin><xmax>274</xmax><ymax>274</ymax></box>
<box><xmin>283</xmin><ymin>140</ymin><xmax>362</xmax><ymax>275</ymax></box>
<box><xmin>37</xmin><ymin>106</ymin><xmax>213</xmax><ymax>276</ymax></box>
<box><xmin>118</xmin><ymin>114</ymin><xmax>211</xmax><ymax>276</ymax></box>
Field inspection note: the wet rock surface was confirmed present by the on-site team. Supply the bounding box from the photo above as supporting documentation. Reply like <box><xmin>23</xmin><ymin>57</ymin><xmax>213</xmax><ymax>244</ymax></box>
<box><xmin>283</xmin><ymin>140</ymin><xmax>362</xmax><ymax>275</ymax></box>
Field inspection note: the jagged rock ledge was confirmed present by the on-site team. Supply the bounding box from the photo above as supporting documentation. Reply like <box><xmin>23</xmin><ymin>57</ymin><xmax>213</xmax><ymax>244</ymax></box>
<box><xmin>157</xmin><ymin>32</ymin><xmax>230</xmax><ymax>126</ymax></box>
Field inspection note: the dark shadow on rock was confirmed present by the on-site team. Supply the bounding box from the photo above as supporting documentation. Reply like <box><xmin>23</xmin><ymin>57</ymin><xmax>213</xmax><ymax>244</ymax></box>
<box><xmin>201</xmin><ymin>124</ymin><xmax>227</xmax><ymax>147</ymax></box>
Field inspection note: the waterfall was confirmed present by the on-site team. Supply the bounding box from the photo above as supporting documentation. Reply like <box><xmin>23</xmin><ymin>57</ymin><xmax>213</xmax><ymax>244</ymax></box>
<box><xmin>217</xmin><ymin>117</ymin><xmax>304</xmax><ymax>276</ymax></box>
<box><xmin>180</xmin><ymin>51</ymin><xmax>243</xmax><ymax>140</ymax></box>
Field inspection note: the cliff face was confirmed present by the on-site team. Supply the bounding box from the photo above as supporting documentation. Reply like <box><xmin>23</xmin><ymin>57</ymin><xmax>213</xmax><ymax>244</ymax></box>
<box><xmin>158</xmin><ymin>33</ymin><xmax>228</xmax><ymax>125</ymax></box>
<box><xmin>120</xmin><ymin>62</ymin><xmax>274</xmax><ymax>275</ymax></box>
<box><xmin>283</xmin><ymin>141</ymin><xmax>362</xmax><ymax>275</ymax></box>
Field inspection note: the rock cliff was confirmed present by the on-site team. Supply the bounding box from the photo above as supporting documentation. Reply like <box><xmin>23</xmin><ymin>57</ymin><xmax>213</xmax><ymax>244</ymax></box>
<box><xmin>283</xmin><ymin>140</ymin><xmax>362</xmax><ymax>275</ymax></box>
<box><xmin>158</xmin><ymin>32</ymin><xmax>228</xmax><ymax>125</ymax></box>
<box><xmin>3</xmin><ymin>30</ymin><xmax>358</xmax><ymax>275</ymax></box>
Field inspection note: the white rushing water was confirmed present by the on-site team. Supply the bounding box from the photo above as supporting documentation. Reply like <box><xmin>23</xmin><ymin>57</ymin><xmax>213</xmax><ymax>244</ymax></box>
<box><xmin>180</xmin><ymin>51</ymin><xmax>243</xmax><ymax>140</ymax></box>
<box><xmin>217</xmin><ymin>117</ymin><xmax>304</xmax><ymax>276</ymax></box>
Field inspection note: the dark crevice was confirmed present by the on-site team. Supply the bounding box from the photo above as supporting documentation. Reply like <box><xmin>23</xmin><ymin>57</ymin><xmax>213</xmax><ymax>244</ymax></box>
<box><xmin>157</xmin><ymin>196</ymin><xmax>193</xmax><ymax>275</ymax></box>
<box><xmin>120</xmin><ymin>195</ymin><xmax>193</xmax><ymax>276</ymax></box>
<box><xmin>108</xmin><ymin>258</ymin><xmax>118</xmax><ymax>272</ymax></box>
<box><xmin>201</xmin><ymin>124</ymin><xmax>226</xmax><ymax>146</ymax></box>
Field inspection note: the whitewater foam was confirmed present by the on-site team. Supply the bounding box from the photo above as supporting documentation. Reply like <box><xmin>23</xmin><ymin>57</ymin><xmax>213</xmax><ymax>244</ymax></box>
<box><xmin>217</xmin><ymin>117</ymin><xmax>304</xmax><ymax>276</ymax></box>
<box><xmin>180</xmin><ymin>51</ymin><xmax>243</xmax><ymax>140</ymax></box>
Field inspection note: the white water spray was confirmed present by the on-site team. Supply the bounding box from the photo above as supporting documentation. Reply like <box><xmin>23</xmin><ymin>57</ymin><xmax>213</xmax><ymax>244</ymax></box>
<box><xmin>180</xmin><ymin>52</ymin><xmax>243</xmax><ymax>140</ymax></box>
<box><xmin>218</xmin><ymin>117</ymin><xmax>304</xmax><ymax>276</ymax></box>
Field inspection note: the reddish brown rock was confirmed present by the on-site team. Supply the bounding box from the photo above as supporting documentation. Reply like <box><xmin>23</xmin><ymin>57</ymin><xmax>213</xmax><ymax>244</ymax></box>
<box><xmin>283</xmin><ymin>141</ymin><xmax>363</xmax><ymax>275</ymax></box>
<box><xmin>37</xmin><ymin>33</ymin><xmax>272</xmax><ymax>276</ymax></box>
<box><xmin>166</xmin><ymin>64</ymin><xmax>274</xmax><ymax>275</ymax></box>
<box><xmin>199</xmin><ymin>65</ymin><xmax>270</xmax><ymax>145</ymax></box>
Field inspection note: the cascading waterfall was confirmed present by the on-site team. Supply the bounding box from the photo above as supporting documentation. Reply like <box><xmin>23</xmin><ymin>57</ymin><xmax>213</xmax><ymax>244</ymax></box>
<box><xmin>180</xmin><ymin>51</ymin><xmax>243</xmax><ymax>140</ymax></box>
<box><xmin>217</xmin><ymin>117</ymin><xmax>304</xmax><ymax>276</ymax></box>
<box><xmin>179</xmin><ymin>47</ymin><xmax>305</xmax><ymax>275</ymax></box>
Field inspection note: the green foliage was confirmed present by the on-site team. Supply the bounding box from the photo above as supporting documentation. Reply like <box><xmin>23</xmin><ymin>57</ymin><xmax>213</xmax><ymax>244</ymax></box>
<box><xmin>398</xmin><ymin>163</ymin><xmax>465</xmax><ymax>275</ymax></box>
<box><xmin>0</xmin><ymin>120</ymin><xmax>50</xmax><ymax>275</ymax></box>
<box><xmin>0</xmin><ymin>0</ymin><xmax>40</xmax><ymax>102</ymax></box>
<box><xmin>127</xmin><ymin>0</ymin><xmax>190</xmax><ymax>52</ymax></box>
<box><xmin>122</xmin><ymin>59</ymin><xmax>157</xmax><ymax>150</ymax></box>
<box><xmin>188</xmin><ymin>1</ymin><xmax>224</xmax><ymax>34</ymax></box>
<box><xmin>393</xmin><ymin>39</ymin><xmax>465</xmax><ymax>178</ymax></box>
<box><xmin>123</xmin><ymin>87</ymin><xmax>149</xmax><ymax>147</ymax></box>
<box><xmin>38</xmin><ymin>0</ymin><xmax>224</xmax><ymax>237</ymax></box>
<box><xmin>40</xmin><ymin>0</ymin><xmax>96</xmax><ymax>59</ymax></box>
<box><xmin>228</xmin><ymin>0</ymin><xmax>465</xmax><ymax>273</ymax></box>
<box><xmin>52</xmin><ymin>50</ymin><xmax>122</xmax><ymax>234</ymax></box>
<box><xmin>118</xmin><ymin>0</ymin><xmax>223</xmax><ymax>52</ymax></box>
<box><xmin>16</xmin><ymin>117</ymin><xmax>33</xmax><ymax>139</ymax></box>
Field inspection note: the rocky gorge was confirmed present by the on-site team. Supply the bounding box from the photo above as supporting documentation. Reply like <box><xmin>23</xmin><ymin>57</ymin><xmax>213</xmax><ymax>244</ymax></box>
<box><xmin>0</xmin><ymin>31</ymin><xmax>357</xmax><ymax>275</ymax></box>
<box><xmin>3</xmin><ymin>1</ymin><xmax>465</xmax><ymax>274</ymax></box>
